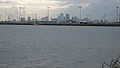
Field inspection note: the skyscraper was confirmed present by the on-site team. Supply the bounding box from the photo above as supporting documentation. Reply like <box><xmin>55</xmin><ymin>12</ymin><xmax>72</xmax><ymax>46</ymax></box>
<box><xmin>27</xmin><ymin>16</ymin><xmax>31</xmax><ymax>21</ymax></box>
<box><xmin>116</xmin><ymin>6</ymin><xmax>119</xmax><ymax>22</ymax></box>
<box><xmin>57</xmin><ymin>13</ymin><xmax>65</xmax><ymax>22</ymax></box>
<box><xmin>66</xmin><ymin>14</ymin><xmax>70</xmax><ymax>22</ymax></box>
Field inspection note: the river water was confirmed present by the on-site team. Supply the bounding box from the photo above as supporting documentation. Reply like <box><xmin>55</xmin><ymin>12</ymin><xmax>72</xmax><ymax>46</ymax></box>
<box><xmin>0</xmin><ymin>25</ymin><xmax>120</xmax><ymax>68</ymax></box>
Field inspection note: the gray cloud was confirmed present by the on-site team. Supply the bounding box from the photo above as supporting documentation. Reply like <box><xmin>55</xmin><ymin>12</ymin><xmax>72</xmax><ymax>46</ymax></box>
<box><xmin>0</xmin><ymin>1</ymin><xmax>19</xmax><ymax>5</ymax></box>
<box><xmin>0</xmin><ymin>0</ymin><xmax>120</xmax><ymax>21</ymax></box>
<box><xmin>62</xmin><ymin>0</ymin><xmax>120</xmax><ymax>18</ymax></box>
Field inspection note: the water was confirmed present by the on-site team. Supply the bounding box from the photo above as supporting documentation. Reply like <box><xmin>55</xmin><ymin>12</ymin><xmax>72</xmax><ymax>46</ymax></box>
<box><xmin>0</xmin><ymin>25</ymin><xmax>120</xmax><ymax>68</ymax></box>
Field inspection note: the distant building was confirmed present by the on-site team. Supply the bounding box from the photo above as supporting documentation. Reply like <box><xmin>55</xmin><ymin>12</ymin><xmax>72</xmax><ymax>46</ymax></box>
<box><xmin>32</xmin><ymin>18</ymin><xmax>35</xmax><ymax>21</ymax></box>
<box><xmin>65</xmin><ymin>14</ymin><xmax>70</xmax><ymax>22</ymax></box>
<box><xmin>21</xmin><ymin>17</ymin><xmax>25</xmax><ymax>22</ymax></box>
<box><xmin>12</xmin><ymin>19</ymin><xmax>16</xmax><ymax>22</ymax></box>
<box><xmin>57</xmin><ymin>13</ymin><xmax>65</xmax><ymax>22</ymax></box>
<box><xmin>41</xmin><ymin>16</ymin><xmax>48</xmax><ymax>21</ymax></box>
<box><xmin>84</xmin><ymin>18</ymin><xmax>89</xmax><ymax>22</ymax></box>
<box><xmin>71</xmin><ymin>16</ymin><xmax>79</xmax><ymax>23</ymax></box>
<box><xmin>104</xmin><ymin>20</ymin><xmax>109</xmax><ymax>23</ymax></box>
<box><xmin>100</xmin><ymin>20</ymin><xmax>104</xmax><ymax>23</ymax></box>
<box><xmin>93</xmin><ymin>19</ymin><xmax>100</xmax><ymax>23</ymax></box>
<box><xmin>27</xmin><ymin>16</ymin><xmax>31</xmax><ymax>21</ymax></box>
<box><xmin>72</xmin><ymin>17</ymin><xmax>75</xmax><ymax>22</ymax></box>
<box><xmin>51</xmin><ymin>18</ymin><xmax>57</xmax><ymax>22</ymax></box>
<box><xmin>74</xmin><ymin>16</ymin><xmax>79</xmax><ymax>22</ymax></box>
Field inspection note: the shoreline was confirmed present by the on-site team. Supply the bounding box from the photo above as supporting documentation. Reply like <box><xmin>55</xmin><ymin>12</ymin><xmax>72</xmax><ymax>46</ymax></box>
<box><xmin>0</xmin><ymin>22</ymin><xmax>120</xmax><ymax>27</ymax></box>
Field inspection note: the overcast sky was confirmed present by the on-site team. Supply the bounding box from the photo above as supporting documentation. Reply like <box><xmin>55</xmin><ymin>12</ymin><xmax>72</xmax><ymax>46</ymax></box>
<box><xmin>0</xmin><ymin>0</ymin><xmax>120</xmax><ymax>21</ymax></box>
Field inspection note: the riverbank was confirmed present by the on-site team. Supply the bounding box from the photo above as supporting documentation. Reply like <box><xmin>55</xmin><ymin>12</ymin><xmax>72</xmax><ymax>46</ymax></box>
<box><xmin>0</xmin><ymin>22</ymin><xmax>120</xmax><ymax>26</ymax></box>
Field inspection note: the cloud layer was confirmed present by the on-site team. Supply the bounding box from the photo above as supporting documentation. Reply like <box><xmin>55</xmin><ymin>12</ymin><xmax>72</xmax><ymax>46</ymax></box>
<box><xmin>0</xmin><ymin>0</ymin><xmax>120</xmax><ymax>21</ymax></box>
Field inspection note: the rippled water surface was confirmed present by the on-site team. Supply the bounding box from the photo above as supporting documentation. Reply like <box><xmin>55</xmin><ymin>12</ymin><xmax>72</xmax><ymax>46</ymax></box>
<box><xmin>0</xmin><ymin>25</ymin><xmax>120</xmax><ymax>68</ymax></box>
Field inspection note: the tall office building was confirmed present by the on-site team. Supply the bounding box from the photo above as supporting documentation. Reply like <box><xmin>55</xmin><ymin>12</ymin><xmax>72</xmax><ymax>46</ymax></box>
<box><xmin>66</xmin><ymin>14</ymin><xmax>70</xmax><ymax>22</ymax></box>
<box><xmin>21</xmin><ymin>17</ymin><xmax>25</xmax><ymax>22</ymax></box>
<box><xmin>27</xmin><ymin>16</ymin><xmax>31</xmax><ymax>21</ymax></box>
<box><xmin>57</xmin><ymin>13</ymin><xmax>65</xmax><ymax>22</ymax></box>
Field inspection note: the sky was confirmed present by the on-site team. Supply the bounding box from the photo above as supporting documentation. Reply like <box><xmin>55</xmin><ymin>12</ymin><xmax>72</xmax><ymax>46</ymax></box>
<box><xmin>0</xmin><ymin>0</ymin><xmax>120</xmax><ymax>21</ymax></box>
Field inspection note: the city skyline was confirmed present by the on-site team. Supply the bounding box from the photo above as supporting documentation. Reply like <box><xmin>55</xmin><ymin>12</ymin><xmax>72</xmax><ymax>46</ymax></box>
<box><xmin>0</xmin><ymin>0</ymin><xmax>120</xmax><ymax>22</ymax></box>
